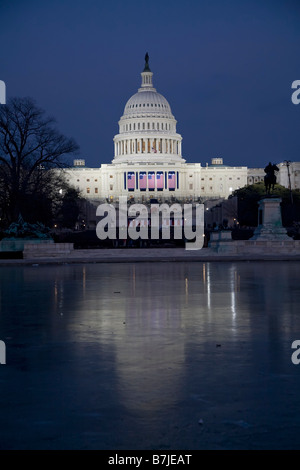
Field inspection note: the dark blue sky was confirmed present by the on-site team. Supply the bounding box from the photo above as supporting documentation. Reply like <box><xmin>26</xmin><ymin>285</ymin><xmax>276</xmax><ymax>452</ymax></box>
<box><xmin>1</xmin><ymin>0</ymin><xmax>299</xmax><ymax>168</ymax></box>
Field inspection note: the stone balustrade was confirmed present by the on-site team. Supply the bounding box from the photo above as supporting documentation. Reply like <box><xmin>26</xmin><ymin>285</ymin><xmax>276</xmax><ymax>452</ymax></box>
<box><xmin>23</xmin><ymin>243</ymin><xmax>74</xmax><ymax>258</ymax></box>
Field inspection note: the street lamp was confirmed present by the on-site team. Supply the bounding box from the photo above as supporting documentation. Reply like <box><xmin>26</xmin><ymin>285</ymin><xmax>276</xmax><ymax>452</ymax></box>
<box><xmin>283</xmin><ymin>160</ymin><xmax>293</xmax><ymax>204</ymax></box>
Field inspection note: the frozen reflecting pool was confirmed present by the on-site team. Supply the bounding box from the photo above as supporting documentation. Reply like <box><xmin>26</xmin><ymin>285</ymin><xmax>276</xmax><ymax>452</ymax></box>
<box><xmin>0</xmin><ymin>261</ymin><xmax>300</xmax><ymax>449</ymax></box>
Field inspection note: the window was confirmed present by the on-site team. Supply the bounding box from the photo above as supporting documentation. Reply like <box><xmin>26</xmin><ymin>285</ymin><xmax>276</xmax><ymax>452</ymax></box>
<box><xmin>87</xmin><ymin>179</ymin><xmax>90</xmax><ymax>182</ymax></box>
<box><xmin>209</xmin><ymin>178</ymin><xmax>212</xmax><ymax>180</ymax></box>
<box><xmin>77</xmin><ymin>179</ymin><xmax>80</xmax><ymax>182</ymax></box>
<box><xmin>201</xmin><ymin>178</ymin><xmax>204</xmax><ymax>181</ymax></box>
<box><xmin>110</xmin><ymin>175</ymin><xmax>113</xmax><ymax>179</ymax></box>
<box><xmin>87</xmin><ymin>188</ymin><xmax>90</xmax><ymax>194</ymax></box>
<box><xmin>189</xmin><ymin>184</ymin><xmax>193</xmax><ymax>190</ymax></box>
<box><xmin>209</xmin><ymin>186</ymin><xmax>213</xmax><ymax>190</ymax></box>
<box><xmin>143</xmin><ymin>123</ymin><xmax>145</xmax><ymax>130</ymax></box>
<box><xmin>147</xmin><ymin>122</ymin><xmax>150</xmax><ymax>129</ymax></box>
<box><xmin>201</xmin><ymin>187</ymin><xmax>205</xmax><ymax>191</ymax></box>
<box><xmin>95</xmin><ymin>179</ymin><xmax>98</xmax><ymax>182</ymax></box>
<box><xmin>95</xmin><ymin>188</ymin><xmax>98</xmax><ymax>194</ymax></box>
<box><xmin>229</xmin><ymin>177</ymin><xmax>232</xmax><ymax>180</ymax></box>
<box><xmin>110</xmin><ymin>184</ymin><xmax>113</xmax><ymax>191</ymax></box>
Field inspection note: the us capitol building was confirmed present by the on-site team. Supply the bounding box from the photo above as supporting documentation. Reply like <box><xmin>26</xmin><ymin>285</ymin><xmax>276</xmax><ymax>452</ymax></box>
<box><xmin>64</xmin><ymin>55</ymin><xmax>300</xmax><ymax>207</ymax></box>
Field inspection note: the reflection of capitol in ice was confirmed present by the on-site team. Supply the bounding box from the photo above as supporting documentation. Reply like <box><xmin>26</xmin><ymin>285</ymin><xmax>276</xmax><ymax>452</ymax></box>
<box><xmin>1</xmin><ymin>262</ymin><xmax>300</xmax><ymax>449</ymax></box>
<box><xmin>44</xmin><ymin>263</ymin><xmax>295</xmax><ymax>413</ymax></box>
<box><xmin>42</xmin><ymin>263</ymin><xmax>245</xmax><ymax>412</ymax></box>
<box><xmin>113</xmin><ymin>264</ymin><xmax>186</xmax><ymax>412</ymax></box>
<box><xmin>1</xmin><ymin>262</ymin><xmax>298</xmax><ymax>416</ymax></box>
<box><xmin>112</xmin><ymin>263</ymin><xmax>244</xmax><ymax>412</ymax></box>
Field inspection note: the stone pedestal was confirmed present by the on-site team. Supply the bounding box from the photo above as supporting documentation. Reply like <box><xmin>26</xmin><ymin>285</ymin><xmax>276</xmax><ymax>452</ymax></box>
<box><xmin>251</xmin><ymin>198</ymin><xmax>290</xmax><ymax>240</ymax></box>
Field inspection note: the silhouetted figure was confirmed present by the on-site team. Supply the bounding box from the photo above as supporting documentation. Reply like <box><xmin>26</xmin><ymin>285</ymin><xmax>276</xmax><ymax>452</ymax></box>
<box><xmin>264</xmin><ymin>162</ymin><xmax>279</xmax><ymax>194</ymax></box>
<box><xmin>144</xmin><ymin>52</ymin><xmax>151</xmax><ymax>72</ymax></box>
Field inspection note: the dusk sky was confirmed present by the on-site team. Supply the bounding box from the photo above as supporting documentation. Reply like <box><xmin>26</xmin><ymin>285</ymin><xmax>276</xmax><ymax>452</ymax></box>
<box><xmin>1</xmin><ymin>0</ymin><xmax>300</xmax><ymax>168</ymax></box>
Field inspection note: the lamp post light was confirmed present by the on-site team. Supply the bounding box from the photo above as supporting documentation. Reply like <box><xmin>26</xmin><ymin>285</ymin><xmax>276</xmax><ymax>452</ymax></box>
<box><xmin>284</xmin><ymin>160</ymin><xmax>293</xmax><ymax>205</ymax></box>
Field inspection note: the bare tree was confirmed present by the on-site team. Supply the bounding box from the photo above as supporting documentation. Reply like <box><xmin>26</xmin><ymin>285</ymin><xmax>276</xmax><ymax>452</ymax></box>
<box><xmin>0</xmin><ymin>97</ymin><xmax>79</xmax><ymax>225</ymax></box>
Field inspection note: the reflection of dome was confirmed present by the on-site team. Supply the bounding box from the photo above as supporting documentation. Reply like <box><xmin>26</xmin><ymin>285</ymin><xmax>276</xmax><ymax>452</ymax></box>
<box><xmin>123</xmin><ymin>91</ymin><xmax>173</xmax><ymax>119</ymax></box>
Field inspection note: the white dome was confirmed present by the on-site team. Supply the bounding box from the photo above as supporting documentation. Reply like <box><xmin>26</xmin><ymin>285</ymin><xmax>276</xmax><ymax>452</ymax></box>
<box><xmin>112</xmin><ymin>55</ymin><xmax>184</xmax><ymax>165</ymax></box>
<box><xmin>123</xmin><ymin>91</ymin><xmax>173</xmax><ymax>118</ymax></box>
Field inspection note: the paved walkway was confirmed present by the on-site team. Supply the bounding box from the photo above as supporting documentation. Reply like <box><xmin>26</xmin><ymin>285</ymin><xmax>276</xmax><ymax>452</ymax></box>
<box><xmin>1</xmin><ymin>247</ymin><xmax>300</xmax><ymax>265</ymax></box>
